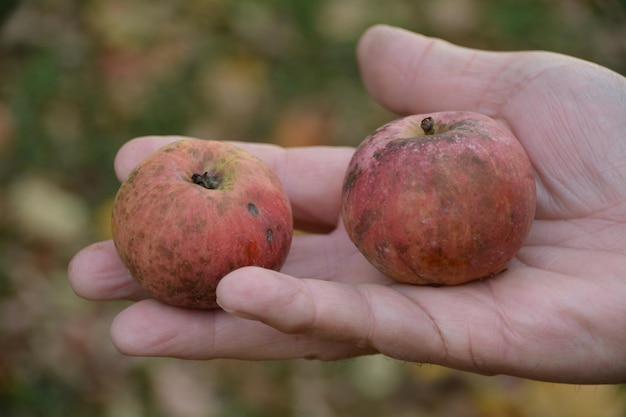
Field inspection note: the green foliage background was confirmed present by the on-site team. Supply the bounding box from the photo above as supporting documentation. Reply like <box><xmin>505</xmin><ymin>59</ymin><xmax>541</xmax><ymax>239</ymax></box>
<box><xmin>0</xmin><ymin>1</ymin><xmax>625</xmax><ymax>416</ymax></box>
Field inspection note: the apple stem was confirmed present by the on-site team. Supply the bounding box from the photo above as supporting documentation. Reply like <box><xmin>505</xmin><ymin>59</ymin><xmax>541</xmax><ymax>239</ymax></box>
<box><xmin>421</xmin><ymin>117</ymin><xmax>435</xmax><ymax>135</ymax></box>
<box><xmin>192</xmin><ymin>172</ymin><xmax>221</xmax><ymax>189</ymax></box>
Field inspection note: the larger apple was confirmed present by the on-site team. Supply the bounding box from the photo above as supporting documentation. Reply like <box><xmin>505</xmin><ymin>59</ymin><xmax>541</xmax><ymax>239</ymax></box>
<box><xmin>342</xmin><ymin>111</ymin><xmax>536</xmax><ymax>285</ymax></box>
<box><xmin>111</xmin><ymin>139</ymin><xmax>293</xmax><ymax>309</ymax></box>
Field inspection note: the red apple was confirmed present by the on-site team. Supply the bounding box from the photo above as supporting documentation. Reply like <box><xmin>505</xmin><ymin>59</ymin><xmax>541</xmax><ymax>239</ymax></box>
<box><xmin>111</xmin><ymin>139</ymin><xmax>293</xmax><ymax>309</ymax></box>
<box><xmin>341</xmin><ymin>111</ymin><xmax>536</xmax><ymax>285</ymax></box>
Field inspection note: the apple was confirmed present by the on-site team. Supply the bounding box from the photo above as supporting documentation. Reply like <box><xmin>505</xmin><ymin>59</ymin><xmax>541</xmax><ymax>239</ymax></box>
<box><xmin>341</xmin><ymin>111</ymin><xmax>536</xmax><ymax>285</ymax></box>
<box><xmin>111</xmin><ymin>139</ymin><xmax>293</xmax><ymax>309</ymax></box>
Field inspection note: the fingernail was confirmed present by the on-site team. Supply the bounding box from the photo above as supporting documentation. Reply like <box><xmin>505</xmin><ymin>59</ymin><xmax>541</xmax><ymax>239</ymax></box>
<box><xmin>216</xmin><ymin>299</ymin><xmax>258</xmax><ymax>320</ymax></box>
<box><xmin>216</xmin><ymin>298</ymin><xmax>234</xmax><ymax>314</ymax></box>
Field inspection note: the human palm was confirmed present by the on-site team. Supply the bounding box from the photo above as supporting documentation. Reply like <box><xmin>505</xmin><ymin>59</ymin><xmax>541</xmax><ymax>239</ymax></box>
<box><xmin>69</xmin><ymin>25</ymin><xmax>626</xmax><ymax>383</ymax></box>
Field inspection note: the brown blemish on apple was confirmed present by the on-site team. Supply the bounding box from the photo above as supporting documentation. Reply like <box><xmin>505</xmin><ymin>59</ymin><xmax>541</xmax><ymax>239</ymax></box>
<box><xmin>266</xmin><ymin>228</ymin><xmax>274</xmax><ymax>243</ymax></box>
<box><xmin>247</xmin><ymin>202</ymin><xmax>259</xmax><ymax>216</ymax></box>
<box><xmin>342</xmin><ymin>163</ymin><xmax>361</xmax><ymax>194</ymax></box>
<box><xmin>246</xmin><ymin>241</ymin><xmax>259</xmax><ymax>260</ymax></box>
<box><xmin>124</xmin><ymin>169</ymin><xmax>139</xmax><ymax>186</ymax></box>
<box><xmin>373</xmin><ymin>128</ymin><xmax>465</xmax><ymax>163</ymax></box>
<box><xmin>418</xmin><ymin>246</ymin><xmax>459</xmax><ymax>274</ymax></box>
<box><xmin>351</xmin><ymin>208</ymin><xmax>378</xmax><ymax>247</ymax></box>
<box><xmin>372</xmin><ymin>137</ymin><xmax>423</xmax><ymax>161</ymax></box>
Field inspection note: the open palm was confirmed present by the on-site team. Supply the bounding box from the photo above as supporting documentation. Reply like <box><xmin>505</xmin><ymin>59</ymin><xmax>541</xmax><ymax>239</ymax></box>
<box><xmin>69</xmin><ymin>25</ymin><xmax>626</xmax><ymax>384</ymax></box>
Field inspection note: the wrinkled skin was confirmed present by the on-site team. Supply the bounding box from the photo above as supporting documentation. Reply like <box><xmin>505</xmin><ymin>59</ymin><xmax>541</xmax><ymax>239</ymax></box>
<box><xmin>342</xmin><ymin>111</ymin><xmax>536</xmax><ymax>285</ymax></box>
<box><xmin>69</xmin><ymin>25</ymin><xmax>626</xmax><ymax>384</ymax></box>
<box><xmin>112</xmin><ymin>139</ymin><xmax>293</xmax><ymax>309</ymax></box>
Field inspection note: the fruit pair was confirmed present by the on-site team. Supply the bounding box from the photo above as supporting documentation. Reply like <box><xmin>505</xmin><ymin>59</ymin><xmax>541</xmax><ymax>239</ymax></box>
<box><xmin>111</xmin><ymin>111</ymin><xmax>536</xmax><ymax>308</ymax></box>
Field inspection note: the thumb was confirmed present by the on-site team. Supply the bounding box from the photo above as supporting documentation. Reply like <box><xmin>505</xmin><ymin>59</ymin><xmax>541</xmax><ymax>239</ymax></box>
<box><xmin>216</xmin><ymin>267</ymin><xmax>377</xmax><ymax>342</ymax></box>
<box><xmin>216</xmin><ymin>267</ymin><xmax>442</xmax><ymax>359</ymax></box>
<box><xmin>356</xmin><ymin>25</ymin><xmax>552</xmax><ymax>117</ymax></box>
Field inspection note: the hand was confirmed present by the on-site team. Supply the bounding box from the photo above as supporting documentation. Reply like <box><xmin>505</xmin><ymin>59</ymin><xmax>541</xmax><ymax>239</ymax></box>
<box><xmin>68</xmin><ymin>25</ymin><xmax>626</xmax><ymax>384</ymax></box>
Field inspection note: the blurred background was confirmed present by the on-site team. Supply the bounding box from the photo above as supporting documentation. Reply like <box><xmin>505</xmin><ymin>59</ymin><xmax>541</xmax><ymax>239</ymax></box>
<box><xmin>0</xmin><ymin>0</ymin><xmax>625</xmax><ymax>416</ymax></box>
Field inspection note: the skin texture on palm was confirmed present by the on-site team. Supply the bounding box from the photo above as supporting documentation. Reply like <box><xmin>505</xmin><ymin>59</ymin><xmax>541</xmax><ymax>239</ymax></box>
<box><xmin>68</xmin><ymin>25</ymin><xmax>626</xmax><ymax>384</ymax></box>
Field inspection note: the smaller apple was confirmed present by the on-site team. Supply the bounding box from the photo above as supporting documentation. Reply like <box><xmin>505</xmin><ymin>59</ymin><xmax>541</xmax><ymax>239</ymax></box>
<box><xmin>111</xmin><ymin>139</ymin><xmax>293</xmax><ymax>309</ymax></box>
<box><xmin>342</xmin><ymin>111</ymin><xmax>536</xmax><ymax>285</ymax></box>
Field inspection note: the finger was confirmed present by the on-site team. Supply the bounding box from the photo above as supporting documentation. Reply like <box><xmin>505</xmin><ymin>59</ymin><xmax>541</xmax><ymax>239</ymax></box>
<box><xmin>110</xmin><ymin>299</ymin><xmax>371</xmax><ymax>360</ymax></box>
<box><xmin>114</xmin><ymin>136</ymin><xmax>354</xmax><ymax>231</ymax></box>
<box><xmin>356</xmin><ymin>24</ymin><xmax>556</xmax><ymax>117</ymax></box>
<box><xmin>67</xmin><ymin>240</ymin><xmax>150</xmax><ymax>301</ymax></box>
<box><xmin>216</xmin><ymin>267</ymin><xmax>444</xmax><ymax>361</ymax></box>
<box><xmin>114</xmin><ymin>136</ymin><xmax>186</xmax><ymax>181</ymax></box>
<box><xmin>218</xmin><ymin>266</ymin><xmax>626</xmax><ymax>383</ymax></box>
<box><xmin>216</xmin><ymin>267</ymin><xmax>551</xmax><ymax>379</ymax></box>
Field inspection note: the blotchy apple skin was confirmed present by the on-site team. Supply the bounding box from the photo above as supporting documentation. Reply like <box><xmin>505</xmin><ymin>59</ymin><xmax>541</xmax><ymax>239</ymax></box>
<box><xmin>112</xmin><ymin>140</ymin><xmax>293</xmax><ymax>308</ymax></box>
<box><xmin>342</xmin><ymin>111</ymin><xmax>536</xmax><ymax>285</ymax></box>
